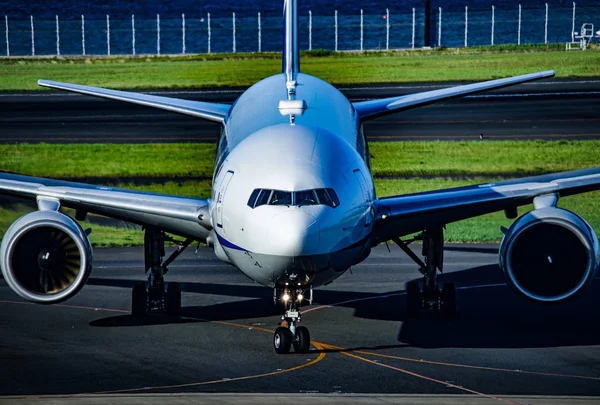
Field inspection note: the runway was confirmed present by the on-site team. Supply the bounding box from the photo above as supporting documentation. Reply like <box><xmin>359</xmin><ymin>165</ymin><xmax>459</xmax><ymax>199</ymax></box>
<box><xmin>0</xmin><ymin>79</ymin><xmax>599</xmax><ymax>143</ymax></box>
<box><xmin>3</xmin><ymin>244</ymin><xmax>600</xmax><ymax>403</ymax></box>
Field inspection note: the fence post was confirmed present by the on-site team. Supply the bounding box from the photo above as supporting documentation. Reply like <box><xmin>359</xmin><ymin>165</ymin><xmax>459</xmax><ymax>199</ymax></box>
<box><xmin>30</xmin><ymin>16</ymin><xmax>35</xmax><ymax>56</ymax></box>
<box><xmin>182</xmin><ymin>13</ymin><xmax>186</xmax><ymax>54</ymax></box>
<box><xmin>464</xmin><ymin>6</ymin><xmax>468</xmax><ymax>47</ymax></box>
<box><xmin>308</xmin><ymin>10</ymin><xmax>312</xmax><ymax>51</ymax></box>
<box><xmin>360</xmin><ymin>9</ymin><xmax>363</xmax><ymax>51</ymax></box>
<box><xmin>132</xmin><ymin>15</ymin><xmax>136</xmax><ymax>55</ymax></box>
<box><xmin>491</xmin><ymin>5</ymin><xmax>495</xmax><ymax>45</ymax></box>
<box><xmin>386</xmin><ymin>8</ymin><xmax>390</xmax><ymax>50</ymax></box>
<box><xmin>438</xmin><ymin>7</ymin><xmax>442</xmax><ymax>47</ymax></box>
<box><xmin>81</xmin><ymin>15</ymin><xmax>85</xmax><ymax>55</ymax></box>
<box><xmin>4</xmin><ymin>16</ymin><xmax>8</xmax><ymax>57</ymax></box>
<box><xmin>207</xmin><ymin>13</ymin><xmax>211</xmax><ymax>54</ymax></box>
<box><xmin>56</xmin><ymin>15</ymin><xmax>60</xmax><ymax>56</ymax></box>
<box><xmin>412</xmin><ymin>8</ymin><xmax>415</xmax><ymax>49</ymax></box>
<box><xmin>334</xmin><ymin>10</ymin><xmax>338</xmax><ymax>51</ymax></box>
<box><xmin>544</xmin><ymin>3</ymin><xmax>548</xmax><ymax>44</ymax></box>
<box><xmin>157</xmin><ymin>14</ymin><xmax>160</xmax><ymax>55</ymax></box>
<box><xmin>232</xmin><ymin>12</ymin><xmax>236</xmax><ymax>53</ymax></box>
<box><xmin>258</xmin><ymin>12</ymin><xmax>261</xmax><ymax>52</ymax></box>
<box><xmin>571</xmin><ymin>2</ymin><xmax>576</xmax><ymax>42</ymax></box>
<box><xmin>518</xmin><ymin>4</ymin><xmax>522</xmax><ymax>45</ymax></box>
<box><xmin>106</xmin><ymin>15</ymin><xmax>110</xmax><ymax>55</ymax></box>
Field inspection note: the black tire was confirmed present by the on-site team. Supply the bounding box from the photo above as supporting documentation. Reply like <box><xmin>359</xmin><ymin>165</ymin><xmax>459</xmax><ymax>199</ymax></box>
<box><xmin>293</xmin><ymin>326</ymin><xmax>310</xmax><ymax>353</ymax></box>
<box><xmin>273</xmin><ymin>326</ymin><xmax>293</xmax><ymax>354</ymax></box>
<box><xmin>406</xmin><ymin>282</ymin><xmax>422</xmax><ymax>319</ymax></box>
<box><xmin>165</xmin><ymin>282</ymin><xmax>182</xmax><ymax>316</ymax></box>
<box><xmin>440</xmin><ymin>282</ymin><xmax>457</xmax><ymax>319</ymax></box>
<box><xmin>132</xmin><ymin>282</ymin><xmax>147</xmax><ymax>316</ymax></box>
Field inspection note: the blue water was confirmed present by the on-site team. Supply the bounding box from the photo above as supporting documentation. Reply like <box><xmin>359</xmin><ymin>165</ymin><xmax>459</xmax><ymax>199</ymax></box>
<box><xmin>0</xmin><ymin>0</ymin><xmax>599</xmax><ymax>55</ymax></box>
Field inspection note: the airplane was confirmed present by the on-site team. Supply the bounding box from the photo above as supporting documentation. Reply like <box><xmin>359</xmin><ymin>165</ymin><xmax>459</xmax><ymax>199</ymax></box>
<box><xmin>1</xmin><ymin>0</ymin><xmax>600</xmax><ymax>355</ymax></box>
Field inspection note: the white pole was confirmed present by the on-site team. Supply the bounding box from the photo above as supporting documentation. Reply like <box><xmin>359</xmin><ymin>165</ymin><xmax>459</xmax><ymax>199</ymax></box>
<box><xmin>56</xmin><ymin>15</ymin><xmax>60</xmax><ymax>56</ymax></box>
<box><xmin>491</xmin><ymin>5</ymin><xmax>495</xmax><ymax>45</ymax></box>
<box><xmin>334</xmin><ymin>10</ymin><xmax>338</xmax><ymax>51</ymax></box>
<box><xmin>386</xmin><ymin>8</ymin><xmax>390</xmax><ymax>50</ymax></box>
<box><xmin>132</xmin><ymin>14</ymin><xmax>136</xmax><ymax>55</ymax></box>
<box><xmin>308</xmin><ymin>10</ymin><xmax>312</xmax><ymax>51</ymax></box>
<box><xmin>571</xmin><ymin>2</ymin><xmax>576</xmax><ymax>43</ymax></box>
<box><xmin>232</xmin><ymin>12</ymin><xmax>236</xmax><ymax>53</ymax></box>
<box><xmin>81</xmin><ymin>15</ymin><xmax>85</xmax><ymax>55</ymax></box>
<box><xmin>30</xmin><ymin>16</ymin><xmax>35</xmax><ymax>56</ymax></box>
<box><xmin>106</xmin><ymin>15</ymin><xmax>110</xmax><ymax>55</ymax></box>
<box><xmin>4</xmin><ymin>16</ymin><xmax>9</xmax><ymax>57</ymax></box>
<box><xmin>157</xmin><ymin>14</ymin><xmax>160</xmax><ymax>55</ymax></box>
<box><xmin>438</xmin><ymin>7</ymin><xmax>442</xmax><ymax>47</ymax></box>
<box><xmin>258</xmin><ymin>12</ymin><xmax>261</xmax><ymax>52</ymax></box>
<box><xmin>208</xmin><ymin>13</ymin><xmax>211</xmax><ymax>54</ymax></box>
<box><xmin>544</xmin><ymin>3</ymin><xmax>548</xmax><ymax>44</ymax></box>
<box><xmin>464</xmin><ymin>6</ymin><xmax>468</xmax><ymax>47</ymax></box>
<box><xmin>518</xmin><ymin>4</ymin><xmax>522</xmax><ymax>45</ymax></box>
<box><xmin>360</xmin><ymin>9</ymin><xmax>363</xmax><ymax>51</ymax></box>
<box><xmin>412</xmin><ymin>8</ymin><xmax>415</xmax><ymax>49</ymax></box>
<box><xmin>182</xmin><ymin>13</ymin><xmax>186</xmax><ymax>54</ymax></box>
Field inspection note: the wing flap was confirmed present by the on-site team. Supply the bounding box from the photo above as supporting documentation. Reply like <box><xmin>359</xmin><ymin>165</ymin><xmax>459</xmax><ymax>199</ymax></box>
<box><xmin>374</xmin><ymin>168</ymin><xmax>600</xmax><ymax>241</ymax></box>
<box><xmin>353</xmin><ymin>70</ymin><xmax>556</xmax><ymax>121</ymax></box>
<box><xmin>38</xmin><ymin>80</ymin><xmax>230</xmax><ymax>124</ymax></box>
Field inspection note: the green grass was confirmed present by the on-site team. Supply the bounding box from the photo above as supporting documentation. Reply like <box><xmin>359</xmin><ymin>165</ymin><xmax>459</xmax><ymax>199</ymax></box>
<box><xmin>2</xmin><ymin>141</ymin><xmax>600</xmax><ymax>179</ymax></box>
<box><xmin>1</xmin><ymin>50</ymin><xmax>599</xmax><ymax>91</ymax></box>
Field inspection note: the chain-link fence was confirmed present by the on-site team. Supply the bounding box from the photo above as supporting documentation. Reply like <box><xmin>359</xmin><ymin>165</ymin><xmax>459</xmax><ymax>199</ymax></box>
<box><xmin>2</xmin><ymin>3</ymin><xmax>599</xmax><ymax>56</ymax></box>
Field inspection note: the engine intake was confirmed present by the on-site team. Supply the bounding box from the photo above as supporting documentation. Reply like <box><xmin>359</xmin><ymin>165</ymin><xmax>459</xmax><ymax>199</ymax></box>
<box><xmin>499</xmin><ymin>207</ymin><xmax>599</xmax><ymax>303</ymax></box>
<box><xmin>1</xmin><ymin>211</ymin><xmax>92</xmax><ymax>304</ymax></box>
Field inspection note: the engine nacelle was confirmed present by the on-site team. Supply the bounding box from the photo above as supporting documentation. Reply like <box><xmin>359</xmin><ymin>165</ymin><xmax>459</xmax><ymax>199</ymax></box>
<box><xmin>499</xmin><ymin>207</ymin><xmax>599</xmax><ymax>303</ymax></box>
<box><xmin>1</xmin><ymin>210</ymin><xmax>93</xmax><ymax>304</ymax></box>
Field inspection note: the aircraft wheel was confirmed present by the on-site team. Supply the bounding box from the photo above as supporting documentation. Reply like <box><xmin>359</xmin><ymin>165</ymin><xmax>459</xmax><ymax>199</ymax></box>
<box><xmin>440</xmin><ymin>282</ymin><xmax>457</xmax><ymax>319</ymax></box>
<box><xmin>274</xmin><ymin>326</ymin><xmax>292</xmax><ymax>354</ymax></box>
<box><xmin>293</xmin><ymin>326</ymin><xmax>310</xmax><ymax>353</ymax></box>
<box><xmin>132</xmin><ymin>282</ymin><xmax>147</xmax><ymax>316</ymax></box>
<box><xmin>406</xmin><ymin>282</ymin><xmax>422</xmax><ymax>319</ymax></box>
<box><xmin>165</xmin><ymin>282</ymin><xmax>182</xmax><ymax>316</ymax></box>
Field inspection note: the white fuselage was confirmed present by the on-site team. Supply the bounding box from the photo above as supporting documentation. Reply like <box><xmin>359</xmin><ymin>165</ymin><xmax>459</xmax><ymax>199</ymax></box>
<box><xmin>207</xmin><ymin>73</ymin><xmax>376</xmax><ymax>288</ymax></box>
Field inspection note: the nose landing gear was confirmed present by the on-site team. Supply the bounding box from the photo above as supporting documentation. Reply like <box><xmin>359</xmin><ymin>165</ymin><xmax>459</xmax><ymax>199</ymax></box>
<box><xmin>273</xmin><ymin>286</ymin><xmax>311</xmax><ymax>354</ymax></box>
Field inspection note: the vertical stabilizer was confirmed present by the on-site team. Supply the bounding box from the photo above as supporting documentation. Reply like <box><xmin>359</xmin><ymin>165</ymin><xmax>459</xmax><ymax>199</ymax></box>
<box><xmin>282</xmin><ymin>0</ymin><xmax>299</xmax><ymax>93</ymax></box>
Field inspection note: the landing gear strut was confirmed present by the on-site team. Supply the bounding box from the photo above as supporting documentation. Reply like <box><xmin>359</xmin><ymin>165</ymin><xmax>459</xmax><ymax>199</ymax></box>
<box><xmin>273</xmin><ymin>286</ymin><xmax>311</xmax><ymax>354</ymax></box>
<box><xmin>131</xmin><ymin>227</ymin><xmax>192</xmax><ymax>316</ymax></box>
<box><xmin>394</xmin><ymin>228</ymin><xmax>456</xmax><ymax>319</ymax></box>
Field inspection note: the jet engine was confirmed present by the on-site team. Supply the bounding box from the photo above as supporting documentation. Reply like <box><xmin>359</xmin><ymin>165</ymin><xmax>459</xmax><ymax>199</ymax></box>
<box><xmin>499</xmin><ymin>207</ymin><xmax>599</xmax><ymax>303</ymax></box>
<box><xmin>1</xmin><ymin>210</ymin><xmax>92</xmax><ymax>304</ymax></box>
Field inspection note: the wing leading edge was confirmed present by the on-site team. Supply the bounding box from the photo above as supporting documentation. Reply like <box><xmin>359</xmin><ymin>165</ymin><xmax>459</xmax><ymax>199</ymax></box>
<box><xmin>0</xmin><ymin>172</ymin><xmax>212</xmax><ymax>242</ymax></box>
<box><xmin>38</xmin><ymin>80</ymin><xmax>230</xmax><ymax>124</ymax></box>
<box><xmin>353</xmin><ymin>70</ymin><xmax>555</xmax><ymax>121</ymax></box>
<box><xmin>374</xmin><ymin>168</ymin><xmax>600</xmax><ymax>242</ymax></box>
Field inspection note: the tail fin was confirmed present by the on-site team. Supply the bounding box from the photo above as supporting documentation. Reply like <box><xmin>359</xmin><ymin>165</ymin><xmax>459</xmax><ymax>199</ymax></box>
<box><xmin>282</xmin><ymin>0</ymin><xmax>299</xmax><ymax>85</ymax></box>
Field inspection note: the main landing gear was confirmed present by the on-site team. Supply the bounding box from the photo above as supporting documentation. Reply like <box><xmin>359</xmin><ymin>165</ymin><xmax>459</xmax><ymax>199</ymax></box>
<box><xmin>393</xmin><ymin>228</ymin><xmax>456</xmax><ymax>319</ymax></box>
<box><xmin>131</xmin><ymin>227</ymin><xmax>193</xmax><ymax>316</ymax></box>
<box><xmin>273</xmin><ymin>285</ymin><xmax>312</xmax><ymax>354</ymax></box>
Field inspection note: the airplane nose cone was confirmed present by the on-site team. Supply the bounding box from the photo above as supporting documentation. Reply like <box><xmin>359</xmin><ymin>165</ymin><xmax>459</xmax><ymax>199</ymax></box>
<box><xmin>267</xmin><ymin>211</ymin><xmax>320</xmax><ymax>256</ymax></box>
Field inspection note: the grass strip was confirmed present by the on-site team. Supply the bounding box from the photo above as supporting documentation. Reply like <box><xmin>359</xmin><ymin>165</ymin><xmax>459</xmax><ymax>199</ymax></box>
<box><xmin>0</xmin><ymin>50</ymin><xmax>599</xmax><ymax>91</ymax></box>
<box><xmin>1</xmin><ymin>178</ymin><xmax>598</xmax><ymax>246</ymax></box>
<box><xmin>2</xmin><ymin>141</ymin><xmax>600</xmax><ymax>179</ymax></box>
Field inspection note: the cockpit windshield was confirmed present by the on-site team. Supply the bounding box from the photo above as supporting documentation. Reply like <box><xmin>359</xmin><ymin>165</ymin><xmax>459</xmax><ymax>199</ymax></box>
<box><xmin>247</xmin><ymin>188</ymin><xmax>340</xmax><ymax>208</ymax></box>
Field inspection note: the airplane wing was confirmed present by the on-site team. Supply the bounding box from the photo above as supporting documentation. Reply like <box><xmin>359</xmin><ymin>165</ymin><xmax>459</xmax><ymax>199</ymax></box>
<box><xmin>38</xmin><ymin>80</ymin><xmax>230</xmax><ymax>124</ymax></box>
<box><xmin>373</xmin><ymin>168</ymin><xmax>600</xmax><ymax>242</ymax></box>
<box><xmin>0</xmin><ymin>172</ymin><xmax>212</xmax><ymax>242</ymax></box>
<box><xmin>353</xmin><ymin>70</ymin><xmax>555</xmax><ymax>121</ymax></box>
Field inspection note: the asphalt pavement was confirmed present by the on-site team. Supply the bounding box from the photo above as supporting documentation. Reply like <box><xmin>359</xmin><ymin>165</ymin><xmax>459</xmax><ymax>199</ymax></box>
<box><xmin>0</xmin><ymin>79</ymin><xmax>599</xmax><ymax>143</ymax></box>
<box><xmin>2</xmin><ymin>244</ymin><xmax>600</xmax><ymax>403</ymax></box>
